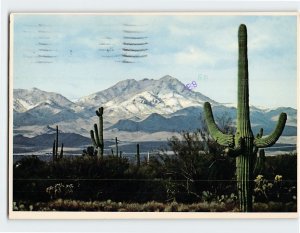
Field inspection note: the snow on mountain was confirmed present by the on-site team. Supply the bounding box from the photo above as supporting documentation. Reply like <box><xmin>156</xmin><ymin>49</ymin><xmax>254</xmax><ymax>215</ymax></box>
<box><xmin>12</xmin><ymin>76</ymin><xmax>297</xmax><ymax>138</ymax></box>
<box><xmin>13</xmin><ymin>88</ymin><xmax>80</xmax><ymax>113</ymax></box>
<box><xmin>77</xmin><ymin>78</ymin><xmax>142</xmax><ymax>107</ymax></box>
<box><xmin>107</xmin><ymin>105</ymin><xmax>297</xmax><ymax>137</ymax></box>
<box><xmin>14</xmin><ymin>99</ymin><xmax>29</xmax><ymax>112</ymax></box>
<box><xmin>14</xmin><ymin>76</ymin><xmax>218</xmax><ymax>120</ymax></box>
<box><xmin>13</xmin><ymin>88</ymin><xmax>89</xmax><ymax>127</ymax></box>
<box><xmin>13</xmin><ymin>104</ymin><xmax>82</xmax><ymax>127</ymax></box>
<box><xmin>78</xmin><ymin>75</ymin><xmax>218</xmax><ymax>118</ymax></box>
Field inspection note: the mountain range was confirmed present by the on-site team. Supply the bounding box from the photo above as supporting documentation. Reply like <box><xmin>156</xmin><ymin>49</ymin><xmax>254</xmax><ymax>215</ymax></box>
<box><xmin>13</xmin><ymin>75</ymin><xmax>297</xmax><ymax>153</ymax></box>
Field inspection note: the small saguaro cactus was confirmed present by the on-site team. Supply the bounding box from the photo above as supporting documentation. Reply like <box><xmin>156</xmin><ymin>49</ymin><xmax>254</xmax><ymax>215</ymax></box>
<box><xmin>136</xmin><ymin>143</ymin><xmax>140</xmax><ymax>167</ymax></box>
<box><xmin>111</xmin><ymin>137</ymin><xmax>123</xmax><ymax>157</ymax></box>
<box><xmin>52</xmin><ymin>125</ymin><xmax>64</xmax><ymax>161</ymax></box>
<box><xmin>253</xmin><ymin>128</ymin><xmax>266</xmax><ymax>176</ymax></box>
<box><xmin>115</xmin><ymin>137</ymin><xmax>119</xmax><ymax>157</ymax></box>
<box><xmin>90</xmin><ymin>107</ymin><xmax>104</xmax><ymax>158</ymax></box>
<box><xmin>254</xmin><ymin>149</ymin><xmax>266</xmax><ymax>176</ymax></box>
<box><xmin>203</xmin><ymin>24</ymin><xmax>287</xmax><ymax>212</ymax></box>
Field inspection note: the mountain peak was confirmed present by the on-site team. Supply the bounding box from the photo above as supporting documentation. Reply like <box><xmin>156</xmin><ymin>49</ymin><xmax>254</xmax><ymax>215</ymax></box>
<box><xmin>14</xmin><ymin>87</ymin><xmax>76</xmax><ymax>113</ymax></box>
<box><xmin>30</xmin><ymin>87</ymin><xmax>45</xmax><ymax>93</ymax></box>
<box><xmin>115</xmin><ymin>79</ymin><xmax>138</xmax><ymax>86</ymax></box>
<box><xmin>106</xmin><ymin>79</ymin><xmax>139</xmax><ymax>92</ymax></box>
<box><xmin>77</xmin><ymin>75</ymin><xmax>219</xmax><ymax>116</ymax></box>
<box><xmin>159</xmin><ymin>75</ymin><xmax>177</xmax><ymax>81</ymax></box>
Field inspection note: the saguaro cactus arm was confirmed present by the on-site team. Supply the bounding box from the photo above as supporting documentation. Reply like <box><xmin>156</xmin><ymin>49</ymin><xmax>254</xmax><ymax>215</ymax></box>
<box><xmin>203</xmin><ymin>102</ymin><xmax>234</xmax><ymax>147</ymax></box>
<box><xmin>254</xmin><ymin>113</ymin><xmax>287</xmax><ymax>148</ymax></box>
<box><xmin>90</xmin><ymin>130</ymin><xmax>97</xmax><ymax>147</ymax></box>
<box><xmin>94</xmin><ymin>124</ymin><xmax>101</xmax><ymax>146</ymax></box>
<box><xmin>90</xmin><ymin>124</ymin><xmax>103</xmax><ymax>147</ymax></box>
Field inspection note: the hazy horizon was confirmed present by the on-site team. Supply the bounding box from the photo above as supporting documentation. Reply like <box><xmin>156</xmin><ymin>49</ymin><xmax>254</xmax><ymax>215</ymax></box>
<box><xmin>12</xmin><ymin>14</ymin><xmax>297</xmax><ymax>108</ymax></box>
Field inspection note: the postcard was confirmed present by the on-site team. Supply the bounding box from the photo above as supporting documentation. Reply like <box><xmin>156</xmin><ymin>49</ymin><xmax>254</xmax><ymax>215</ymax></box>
<box><xmin>9</xmin><ymin>12</ymin><xmax>298</xmax><ymax>219</ymax></box>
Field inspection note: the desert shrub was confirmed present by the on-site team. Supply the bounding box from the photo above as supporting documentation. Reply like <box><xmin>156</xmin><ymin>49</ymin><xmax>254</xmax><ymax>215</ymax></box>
<box><xmin>14</xmin><ymin>155</ymin><xmax>48</xmax><ymax>178</ymax></box>
<box><xmin>157</xmin><ymin>130</ymin><xmax>236</xmax><ymax>203</ymax></box>
<box><xmin>13</xmin><ymin>156</ymin><xmax>52</xmax><ymax>201</ymax></box>
<box><xmin>13</xmin><ymin>146</ymin><xmax>296</xmax><ymax>208</ymax></box>
<box><xmin>45</xmin><ymin>183</ymin><xmax>75</xmax><ymax>200</ymax></box>
<box><xmin>254</xmin><ymin>174</ymin><xmax>297</xmax><ymax>203</ymax></box>
<box><xmin>13</xmin><ymin>154</ymin><xmax>169</xmax><ymax>203</ymax></box>
<box><xmin>264</xmin><ymin>153</ymin><xmax>297</xmax><ymax>181</ymax></box>
<box><xmin>13</xmin><ymin>155</ymin><xmax>130</xmax><ymax>202</ymax></box>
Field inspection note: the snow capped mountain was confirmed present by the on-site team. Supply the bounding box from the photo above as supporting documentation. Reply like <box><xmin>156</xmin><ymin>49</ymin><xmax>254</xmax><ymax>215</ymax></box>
<box><xmin>77</xmin><ymin>79</ymin><xmax>141</xmax><ymax>107</ymax></box>
<box><xmin>12</xmin><ymin>76</ymin><xmax>297</xmax><ymax>139</ymax></box>
<box><xmin>78</xmin><ymin>75</ymin><xmax>218</xmax><ymax>119</ymax></box>
<box><xmin>13</xmin><ymin>75</ymin><xmax>220</xmax><ymax>127</ymax></box>
<box><xmin>13</xmin><ymin>88</ymin><xmax>87</xmax><ymax>128</ymax></box>
<box><xmin>13</xmin><ymin>88</ymin><xmax>80</xmax><ymax>113</ymax></box>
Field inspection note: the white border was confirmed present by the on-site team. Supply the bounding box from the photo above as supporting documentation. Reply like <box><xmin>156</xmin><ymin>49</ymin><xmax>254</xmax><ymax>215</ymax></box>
<box><xmin>1</xmin><ymin>0</ymin><xmax>300</xmax><ymax>232</ymax></box>
<box><xmin>8</xmin><ymin>11</ymin><xmax>299</xmax><ymax>220</ymax></box>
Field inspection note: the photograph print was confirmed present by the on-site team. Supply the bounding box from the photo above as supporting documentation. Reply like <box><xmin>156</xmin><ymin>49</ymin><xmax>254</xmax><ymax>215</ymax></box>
<box><xmin>9</xmin><ymin>13</ymin><xmax>298</xmax><ymax>217</ymax></box>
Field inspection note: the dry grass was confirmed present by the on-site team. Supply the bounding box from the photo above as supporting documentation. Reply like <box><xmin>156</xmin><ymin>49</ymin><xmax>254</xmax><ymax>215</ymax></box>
<box><xmin>13</xmin><ymin>199</ymin><xmax>296</xmax><ymax>212</ymax></box>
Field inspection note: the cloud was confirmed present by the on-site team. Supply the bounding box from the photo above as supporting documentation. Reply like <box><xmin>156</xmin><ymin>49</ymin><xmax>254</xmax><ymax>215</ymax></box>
<box><xmin>12</xmin><ymin>14</ymin><xmax>297</xmax><ymax>107</ymax></box>
<box><xmin>175</xmin><ymin>47</ymin><xmax>215</xmax><ymax>66</ymax></box>
<box><xmin>168</xmin><ymin>25</ymin><xmax>196</xmax><ymax>37</ymax></box>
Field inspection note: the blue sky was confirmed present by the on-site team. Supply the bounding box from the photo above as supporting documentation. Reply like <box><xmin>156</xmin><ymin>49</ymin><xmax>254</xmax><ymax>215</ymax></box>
<box><xmin>12</xmin><ymin>14</ymin><xmax>297</xmax><ymax>108</ymax></box>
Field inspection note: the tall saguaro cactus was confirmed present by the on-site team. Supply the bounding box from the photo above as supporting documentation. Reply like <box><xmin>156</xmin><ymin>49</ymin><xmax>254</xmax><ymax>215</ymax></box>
<box><xmin>203</xmin><ymin>24</ymin><xmax>287</xmax><ymax>212</ymax></box>
<box><xmin>90</xmin><ymin>107</ymin><xmax>104</xmax><ymax>158</ymax></box>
